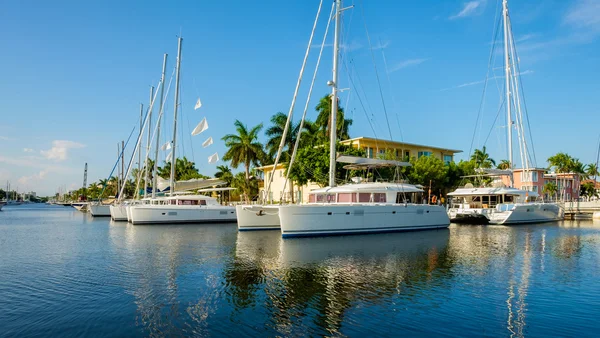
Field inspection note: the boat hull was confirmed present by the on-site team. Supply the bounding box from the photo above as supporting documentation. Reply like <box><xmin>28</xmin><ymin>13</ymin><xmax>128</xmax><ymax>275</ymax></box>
<box><xmin>72</xmin><ymin>203</ymin><xmax>88</xmax><ymax>212</ymax></box>
<box><xmin>130</xmin><ymin>205</ymin><xmax>237</xmax><ymax>225</ymax></box>
<box><xmin>488</xmin><ymin>203</ymin><xmax>563</xmax><ymax>225</ymax></box>
<box><xmin>89</xmin><ymin>204</ymin><xmax>111</xmax><ymax>217</ymax></box>
<box><xmin>109</xmin><ymin>205</ymin><xmax>128</xmax><ymax>221</ymax></box>
<box><xmin>126</xmin><ymin>205</ymin><xmax>133</xmax><ymax>222</ymax></box>
<box><xmin>279</xmin><ymin>203</ymin><xmax>450</xmax><ymax>238</ymax></box>
<box><xmin>235</xmin><ymin>205</ymin><xmax>280</xmax><ymax>231</ymax></box>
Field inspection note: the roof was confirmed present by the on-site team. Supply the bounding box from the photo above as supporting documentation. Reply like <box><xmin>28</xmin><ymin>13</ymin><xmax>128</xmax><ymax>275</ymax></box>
<box><xmin>254</xmin><ymin>163</ymin><xmax>286</xmax><ymax>171</ymax></box>
<box><xmin>309</xmin><ymin>182</ymin><xmax>423</xmax><ymax>194</ymax></box>
<box><xmin>448</xmin><ymin>187</ymin><xmax>539</xmax><ymax>197</ymax></box>
<box><xmin>340</xmin><ymin>136</ymin><xmax>462</xmax><ymax>154</ymax></box>
<box><xmin>337</xmin><ymin>155</ymin><xmax>411</xmax><ymax>169</ymax></box>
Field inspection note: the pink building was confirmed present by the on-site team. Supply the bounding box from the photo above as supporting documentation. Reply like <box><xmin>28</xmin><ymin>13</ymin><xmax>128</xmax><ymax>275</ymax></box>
<box><xmin>499</xmin><ymin>169</ymin><xmax>580</xmax><ymax>201</ymax></box>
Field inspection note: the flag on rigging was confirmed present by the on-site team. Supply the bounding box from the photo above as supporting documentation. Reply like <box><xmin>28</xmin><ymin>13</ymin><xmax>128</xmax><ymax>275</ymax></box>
<box><xmin>208</xmin><ymin>152</ymin><xmax>219</xmax><ymax>164</ymax></box>
<box><xmin>194</xmin><ymin>98</ymin><xmax>202</xmax><ymax>110</ymax></box>
<box><xmin>161</xmin><ymin>142</ymin><xmax>171</xmax><ymax>151</ymax></box>
<box><xmin>191</xmin><ymin>118</ymin><xmax>208</xmax><ymax>136</ymax></box>
<box><xmin>202</xmin><ymin>137</ymin><xmax>213</xmax><ymax>148</ymax></box>
<box><xmin>166</xmin><ymin>151</ymin><xmax>173</xmax><ymax>163</ymax></box>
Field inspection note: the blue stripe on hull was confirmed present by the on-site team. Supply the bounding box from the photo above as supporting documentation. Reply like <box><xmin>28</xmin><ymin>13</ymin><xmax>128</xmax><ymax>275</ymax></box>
<box><xmin>281</xmin><ymin>224</ymin><xmax>449</xmax><ymax>238</ymax></box>
<box><xmin>238</xmin><ymin>226</ymin><xmax>281</xmax><ymax>231</ymax></box>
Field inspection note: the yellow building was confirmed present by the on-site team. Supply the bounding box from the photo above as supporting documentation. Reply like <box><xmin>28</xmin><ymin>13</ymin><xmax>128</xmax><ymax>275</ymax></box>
<box><xmin>256</xmin><ymin>137</ymin><xmax>462</xmax><ymax>203</ymax></box>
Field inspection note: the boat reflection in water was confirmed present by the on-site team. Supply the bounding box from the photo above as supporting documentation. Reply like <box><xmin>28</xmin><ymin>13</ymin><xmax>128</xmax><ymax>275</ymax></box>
<box><xmin>229</xmin><ymin>229</ymin><xmax>452</xmax><ymax>335</ymax></box>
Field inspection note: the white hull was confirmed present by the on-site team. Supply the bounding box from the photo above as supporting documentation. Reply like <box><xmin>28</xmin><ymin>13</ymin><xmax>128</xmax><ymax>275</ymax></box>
<box><xmin>109</xmin><ymin>205</ymin><xmax>128</xmax><ymax>221</ymax></box>
<box><xmin>126</xmin><ymin>205</ymin><xmax>133</xmax><ymax>222</ymax></box>
<box><xmin>130</xmin><ymin>205</ymin><xmax>237</xmax><ymax>225</ymax></box>
<box><xmin>89</xmin><ymin>204</ymin><xmax>111</xmax><ymax>217</ymax></box>
<box><xmin>72</xmin><ymin>203</ymin><xmax>88</xmax><ymax>212</ymax></box>
<box><xmin>235</xmin><ymin>205</ymin><xmax>280</xmax><ymax>230</ymax></box>
<box><xmin>488</xmin><ymin>203</ymin><xmax>563</xmax><ymax>225</ymax></box>
<box><xmin>279</xmin><ymin>203</ymin><xmax>450</xmax><ymax>238</ymax></box>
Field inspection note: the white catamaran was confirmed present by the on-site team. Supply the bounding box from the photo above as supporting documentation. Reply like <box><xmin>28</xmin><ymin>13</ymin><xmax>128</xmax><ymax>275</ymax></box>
<box><xmin>447</xmin><ymin>0</ymin><xmax>563</xmax><ymax>225</ymax></box>
<box><xmin>278</xmin><ymin>0</ymin><xmax>450</xmax><ymax>238</ymax></box>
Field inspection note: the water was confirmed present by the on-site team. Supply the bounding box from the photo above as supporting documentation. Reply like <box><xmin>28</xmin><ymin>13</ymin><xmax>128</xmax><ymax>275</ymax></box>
<box><xmin>1</xmin><ymin>204</ymin><xmax>600</xmax><ymax>337</ymax></box>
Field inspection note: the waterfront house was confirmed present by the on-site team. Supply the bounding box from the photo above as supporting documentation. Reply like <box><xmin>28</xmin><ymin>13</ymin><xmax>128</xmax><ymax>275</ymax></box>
<box><xmin>256</xmin><ymin>137</ymin><xmax>462</xmax><ymax>203</ymax></box>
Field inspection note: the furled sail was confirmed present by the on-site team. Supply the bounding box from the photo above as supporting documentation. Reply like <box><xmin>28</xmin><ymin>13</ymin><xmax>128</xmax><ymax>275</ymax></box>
<box><xmin>194</xmin><ymin>98</ymin><xmax>202</xmax><ymax>110</ymax></box>
<box><xmin>202</xmin><ymin>137</ymin><xmax>213</xmax><ymax>148</ymax></box>
<box><xmin>156</xmin><ymin>176</ymin><xmax>226</xmax><ymax>192</ymax></box>
<box><xmin>208</xmin><ymin>152</ymin><xmax>219</xmax><ymax>164</ymax></box>
<box><xmin>191</xmin><ymin>118</ymin><xmax>208</xmax><ymax>136</ymax></box>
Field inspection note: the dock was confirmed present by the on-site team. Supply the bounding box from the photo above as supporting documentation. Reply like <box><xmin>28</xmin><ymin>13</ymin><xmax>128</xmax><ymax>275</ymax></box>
<box><xmin>562</xmin><ymin>201</ymin><xmax>600</xmax><ymax>220</ymax></box>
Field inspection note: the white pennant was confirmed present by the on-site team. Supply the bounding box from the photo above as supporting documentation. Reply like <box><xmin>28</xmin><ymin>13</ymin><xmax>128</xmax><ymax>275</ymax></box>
<box><xmin>166</xmin><ymin>151</ymin><xmax>173</xmax><ymax>162</ymax></box>
<box><xmin>194</xmin><ymin>98</ymin><xmax>202</xmax><ymax>110</ymax></box>
<box><xmin>208</xmin><ymin>152</ymin><xmax>219</xmax><ymax>164</ymax></box>
<box><xmin>161</xmin><ymin>142</ymin><xmax>171</xmax><ymax>151</ymax></box>
<box><xmin>202</xmin><ymin>137</ymin><xmax>213</xmax><ymax>148</ymax></box>
<box><xmin>191</xmin><ymin>118</ymin><xmax>208</xmax><ymax>136</ymax></box>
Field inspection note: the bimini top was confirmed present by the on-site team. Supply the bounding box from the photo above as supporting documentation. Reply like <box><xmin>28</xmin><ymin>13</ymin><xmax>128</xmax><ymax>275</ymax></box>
<box><xmin>309</xmin><ymin>182</ymin><xmax>423</xmax><ymax>194</ymax></box>
<box><xmin>448</xmin><ymin>186</ymin><xmax>539</xmax><ymax>198</ymax></box>
<box><xmin>337</xmin><ymin>155</ymin><xmax>411</xmax><ymax>170</ymax></box>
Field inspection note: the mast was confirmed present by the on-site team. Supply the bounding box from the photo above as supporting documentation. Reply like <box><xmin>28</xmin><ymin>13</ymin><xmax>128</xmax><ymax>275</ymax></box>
<box><xmin>328</xmin><ymin>0</ymin><xmax>342</xmax><ymax>188</ymax></box>
<box><xmin>502</xmin><ymin>0</ymin><xmax>513</xmax><ymax>174</ymax></box>
<box><xmin>143</xmin><ymin>86</ymin><xmax>154</xmax><ymax>198</ymax></box>
<box><xmin>121</xmin><ymin>140</ymin><xmax>125</xmax><ymax>197</ymax></box>
<box><xmin>170</xmin><ymin>37</ymin><xmax>183</xmax><ymax>193</ymax></box>
<box><xmin>137</xmin><ymin>103</ymin><xmax>143</xmax><ymax>198</ymax></box>
<box><xmin>152</xmin><ymin>53</ymin><xmax>168</xmax><ymax>199</ymax></box>
<box><xmin>116</xmin><ymin>143</ymin><xmax>121</xmax><ymax>197</ymax></box>
<box><xmin>82</xmin><ymin>163</ymin><xmax>88</xmax><ymax>200</ymax></box>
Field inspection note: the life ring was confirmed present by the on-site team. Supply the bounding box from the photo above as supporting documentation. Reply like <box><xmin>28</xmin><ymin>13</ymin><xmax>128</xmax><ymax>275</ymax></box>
<box><xmin>432</xmin><ymin>195</ymin><xmax>437</xmax><ymax>204</ymax></box>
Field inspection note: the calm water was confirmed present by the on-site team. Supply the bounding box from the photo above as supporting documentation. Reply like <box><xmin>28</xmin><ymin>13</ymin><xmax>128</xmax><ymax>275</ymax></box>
<box><xmin>1</xmin><ymin>204</ymin><xmax>600</xmax><ymax>337</ymax></box>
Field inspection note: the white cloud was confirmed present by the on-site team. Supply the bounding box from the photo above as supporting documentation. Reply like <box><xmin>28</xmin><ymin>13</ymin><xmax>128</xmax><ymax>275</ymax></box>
<box><xmin>449</xmin><ymin>1</ymin><xmax>485</xmax><ymax>20</ymax></box>
<box><xmin>389</xmin><ymin>58</ymin><xmax>430</xmax><ymax>72</ymax></box>
<box><xmin>18</xmin><ymin>169</ymin><xmax>50</xmax><ymax>186</ymax></box>
<box><xmin>564</xmin><ymin>0</ymin><xmax>600</xmax><ymax>32</ymax></box>
<box><xmin>40</xmin><ymin>140</ymin><xmax>85</xmax><ymax>161</ymax></box>
<box><xmin>23</xmin><ymin>148</ymin><xmax>34</xmax><ymax>153</ymax></box>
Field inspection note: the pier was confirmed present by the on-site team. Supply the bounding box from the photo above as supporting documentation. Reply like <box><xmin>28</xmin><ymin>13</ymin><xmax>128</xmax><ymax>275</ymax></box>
<box><xmin>562</xmin><ymin>201</ymin><xmax>600</xmax><ymax>219</ymax></box>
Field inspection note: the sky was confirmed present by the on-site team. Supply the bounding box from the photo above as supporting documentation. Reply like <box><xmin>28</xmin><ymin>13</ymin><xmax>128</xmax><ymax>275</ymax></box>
<box><xmin>1</xmin><ymin>0</ymin><xmax>599</xmax><ymax>196</ymax></box>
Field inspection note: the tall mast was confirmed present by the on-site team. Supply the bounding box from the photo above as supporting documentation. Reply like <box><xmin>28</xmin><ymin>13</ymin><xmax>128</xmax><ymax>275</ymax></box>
<box><xmin>152</xmin><ymin>53</ymin><xmax>168</xmax><ymax>199</ymax></box>
<box><xmin>137</xmin><ymin>103</ymin><xmax>143</xmax><ymax>198</ymax></box>
<box><xmin>328</xmin><ymin>0</ymin><xmax>342</xmax><ymax>188</ymax></box>
<box><xmin>170</xmin><ymin>37</ymin><xmax>183</xmax><ymax>193</ymax></box>
<box><xmin>82</xmin><ymin>163</ymin><xmax>88</xmax><ymax>200</ymax></box>
<box><xmin>143</xmin><ymin>86</ymin><xmax>154</xmax><ymax>198</ymax></box>
<box><xmin>503</xmin><ymin>0</ymin><xmax>513</xmax><ymax>172</ymax></box>
<box><xmin>121</xmin><ymin>140</ymin><xmax>125</xmax><ymax>197</ymax></box>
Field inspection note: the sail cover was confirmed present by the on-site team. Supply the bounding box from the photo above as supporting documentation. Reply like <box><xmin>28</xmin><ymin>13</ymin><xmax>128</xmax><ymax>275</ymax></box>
<box><xmin>191</xmin><ymin>118</ymin><xmax>208</xmax><ymax>136</ymax></box>
<box><xmin>202</xmin><ymin>137</ymin><xmax>213</xmax><ymax>148</ymax></box>
<box><xmin>156</xmin><ymin>176</ymin><xmax>226</xmax><ymax>192</ymax></box>
<box><xmin>208</xmin><ymin>152</ymin><xmax>219</xmax><ymax>164</ymax></box>
<box><xmin>194</xmin><ymin>98</ymin><xmax>202</xmax><ymax>110</ymax></box>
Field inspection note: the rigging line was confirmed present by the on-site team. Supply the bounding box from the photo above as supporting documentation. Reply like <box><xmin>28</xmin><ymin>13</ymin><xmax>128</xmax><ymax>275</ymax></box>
<box><xmin>360</xmin><ymin>0</ymin><xmax>392</xmax><ymax>141</ymax></box>
<box><xmin>484</xmin><ymin>97</ymin><xmax>506</xmax><ymax>147</ymax></box>
<box><xmin>283</xmin><ymin>1</ymin><xmax>334</xmax><ymax>196</ymax></box>
<box><xmin>508</xmin><ymin>16</ymin><xmax>537</xmax><ymax>167</ymax></box>
<box><xmin>379</xmin><ymin>37</ymin><xmax>404</xmax><ymax>143</ymax></box>
<box><xmin>264</xmin><ymin>0</ymin><xmax>323</xmax><ymax>202</ymax></box>
<box><xmin>100</xmin><ymin>127</ymin><xmax>137</xmax><ymax>199</ymax></box>
<box><xmin>341</xmin><ymin>56</ymin><xmax>378</xmax><ymax>141</ymax></box>
<box><xmin>469</xmin><ymin>2</ymin><xmax>502</xmax><ymax>157</ymax></box>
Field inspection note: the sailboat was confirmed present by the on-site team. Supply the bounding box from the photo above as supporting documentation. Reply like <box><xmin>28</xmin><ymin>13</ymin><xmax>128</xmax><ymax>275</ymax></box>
<box><xmin>129</xmin><ymin>37</ymin><xmax>237</xmax><ymax>225</ymax></box>
<box><xmin>277</xmin><ymin>0</ymin><xmax>450</xmax><ymax>238</ymax></box>
<box><xmin>447</xmin><ymin>0</ymin><xmax>563</xmax><ymax>225</ymax></box>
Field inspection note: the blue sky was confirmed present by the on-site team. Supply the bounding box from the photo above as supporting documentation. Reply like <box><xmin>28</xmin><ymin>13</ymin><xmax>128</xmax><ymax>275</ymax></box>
<box><xmin>1</xmin><ymin>0</ymin><xmax>599</xmax><ymax>196</ymax></box>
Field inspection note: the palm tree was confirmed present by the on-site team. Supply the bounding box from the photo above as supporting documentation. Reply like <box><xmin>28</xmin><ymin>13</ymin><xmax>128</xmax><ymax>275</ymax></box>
<box><xmin>157</xmin><ymin>157</ymin><xmax>206</xmax><ymax>181</ymax></box>
<box><xmin>497</xmin><ymin>159</ymin><xmax>511</xmax><ymax>170</ymax></box>
<box><xmin>587</xmin><ymin>163</ymin><xmax>599</xmax><ymax>181</ymax></box>
<box><xmin>543</xmin><ymin>181</ymin><xmax>558</xmax><ymax>201</ymax></box>
<box><xmin>215</xmin><ymin>164</ymin><xmax>234</xmax><ymax>204</ymax></box>
<box><xmin>315</xmin><ymin>94</ymin><xmax>352</xmax><ymax>141</ymax></box>
<box><xmin>471</xmin><ymin>146</ymin><xmax>496</xmax><ymax>168</ymax></box>
<box><xmin>222</xmin><ymin>120</ymin><xmax>266</xmax><ymax>180</ymax></box>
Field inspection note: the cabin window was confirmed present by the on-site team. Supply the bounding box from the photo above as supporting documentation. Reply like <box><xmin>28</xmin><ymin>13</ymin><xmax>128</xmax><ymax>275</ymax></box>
<box><xmin>504</xmin><ymin>195</ymin><xmax>514</xmax><ymax>203</ymax></box>
<box><xmin>358</xmin><ymin>193</ymin><xmax>371</xmax><ymax>202</ymax></box>
<box><xmin>309</xmin><ymin>194</ymin><xmax>316</xmax><ymax>203</ymax></box>
<box><xmin>373</xmin><ymin>193</ymin><xmax>386</xmax><ymax>203</ymax></box>
<box><xmin>316</xmin><ymin>194</ymin><xmax>326</xmax><ymax>203</ymax></box>
<box><xmin>177</xmin><ymin>200</ymin><xmax>199</xmax><ymax>205</ymax></box>
<box><xmin>337</xmin><ymin>193</ymin><xmax>357</xmax><ymax>203</ymax></box>
<box><xmin>326</xmin><ymin>194</ymin><xmax>336</xmax><ymax>203</ymax></box>
<box><xmin>200</xmin><ymin>200</ymin><xmax>207</xmax><ymax>206</ymax></box>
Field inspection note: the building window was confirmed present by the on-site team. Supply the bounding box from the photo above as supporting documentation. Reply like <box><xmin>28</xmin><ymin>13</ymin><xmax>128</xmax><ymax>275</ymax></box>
<box><xmin>367</xmin><ymin>147</ymin><xmax>374</xmax><ymax>158</ymax></box>
<box><xmin>443</xmin><ymin>155</ymin><xmax>453</xmax><ymax>164</ymax></box>
<box><xmin>395</xmin><ymin>149</ymin><xmax>399</xmax><ymax>158</ymax></box>
<box><xmin>520</xmin><ymin>171</ymin><xmax>538</xmax><ymax>182</ymax></box>
<box><xmin>378</xmin><ymin>149</ymin><xmax>386</xmax><ymax>158</ymax></box>
<box><xmin>405</xmin><ymin>151</ymin><xmax>410</xmax><ymax>160</ymax></box>
<box><xmin>418</xmin><ymin>151</ymin><xmax>432</xmax><ymax>158</ymax></box>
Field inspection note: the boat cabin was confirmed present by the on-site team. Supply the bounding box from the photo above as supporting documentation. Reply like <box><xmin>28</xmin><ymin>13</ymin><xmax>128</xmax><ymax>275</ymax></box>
<box><xmin>307</xmin><ymin>182</ymin><xmax>426</xmax><ymax>205</ymax></box>
<box><xmin>448</xmin><ymin>187</ymin><xmax>539</xmax><ymax>210</ymax></box>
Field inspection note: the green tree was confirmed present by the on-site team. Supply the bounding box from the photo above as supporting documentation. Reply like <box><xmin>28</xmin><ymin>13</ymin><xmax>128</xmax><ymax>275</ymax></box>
<box><xmin>232</xmin><ymin>172</ymin><xmax>259</xmax><ymax>203</ymax></box>
<box><xmin>587</xmin><ymin>163</ymin><xmax>599</xmax><ymax>181</ymax></box>
<box><xmin>471</xmin><ymin>146</ymin><xmax>496</xmax><ymax>168</ymax></box>
<box><xmin>315</xmin><ymin>94</ymin><xmax>352</xmax><ymax>141</ymax></box>
<box><xmin>497</xmin><ymin>159</ymin><xmax>511</xmax><ymax>170</ymax></box>
<box><xmin>580</xmin><ymin>182</ymin><xmax>597</xmax><ymax>199</ymax></box>
<box><xmin>222</xmin><ymin>120</ymin><xmax>267</xmax><ymax>180</ymax></box>
<box><xmin>543</xmin><ymin>181</ymin><xmax>558</xmax><ymax>201</ymax></box>
<box><xmin>407</xmin><ymin>155</ymin><xmax>449</xmax><ymax>195</ymax></box>
<box><xmin>287</xmin><ymin>143</ymin><xmax>365</xmax><ymax>187</ymax></box>
<box><xmin>215</xmin><ymin>164</ymin><xmax>234</xmax><ymax>203</ymax></box>
<box><xmin>157</xmin><ymin>157</ymin><xmax>208</xmax><ymax>181</ymax></box>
